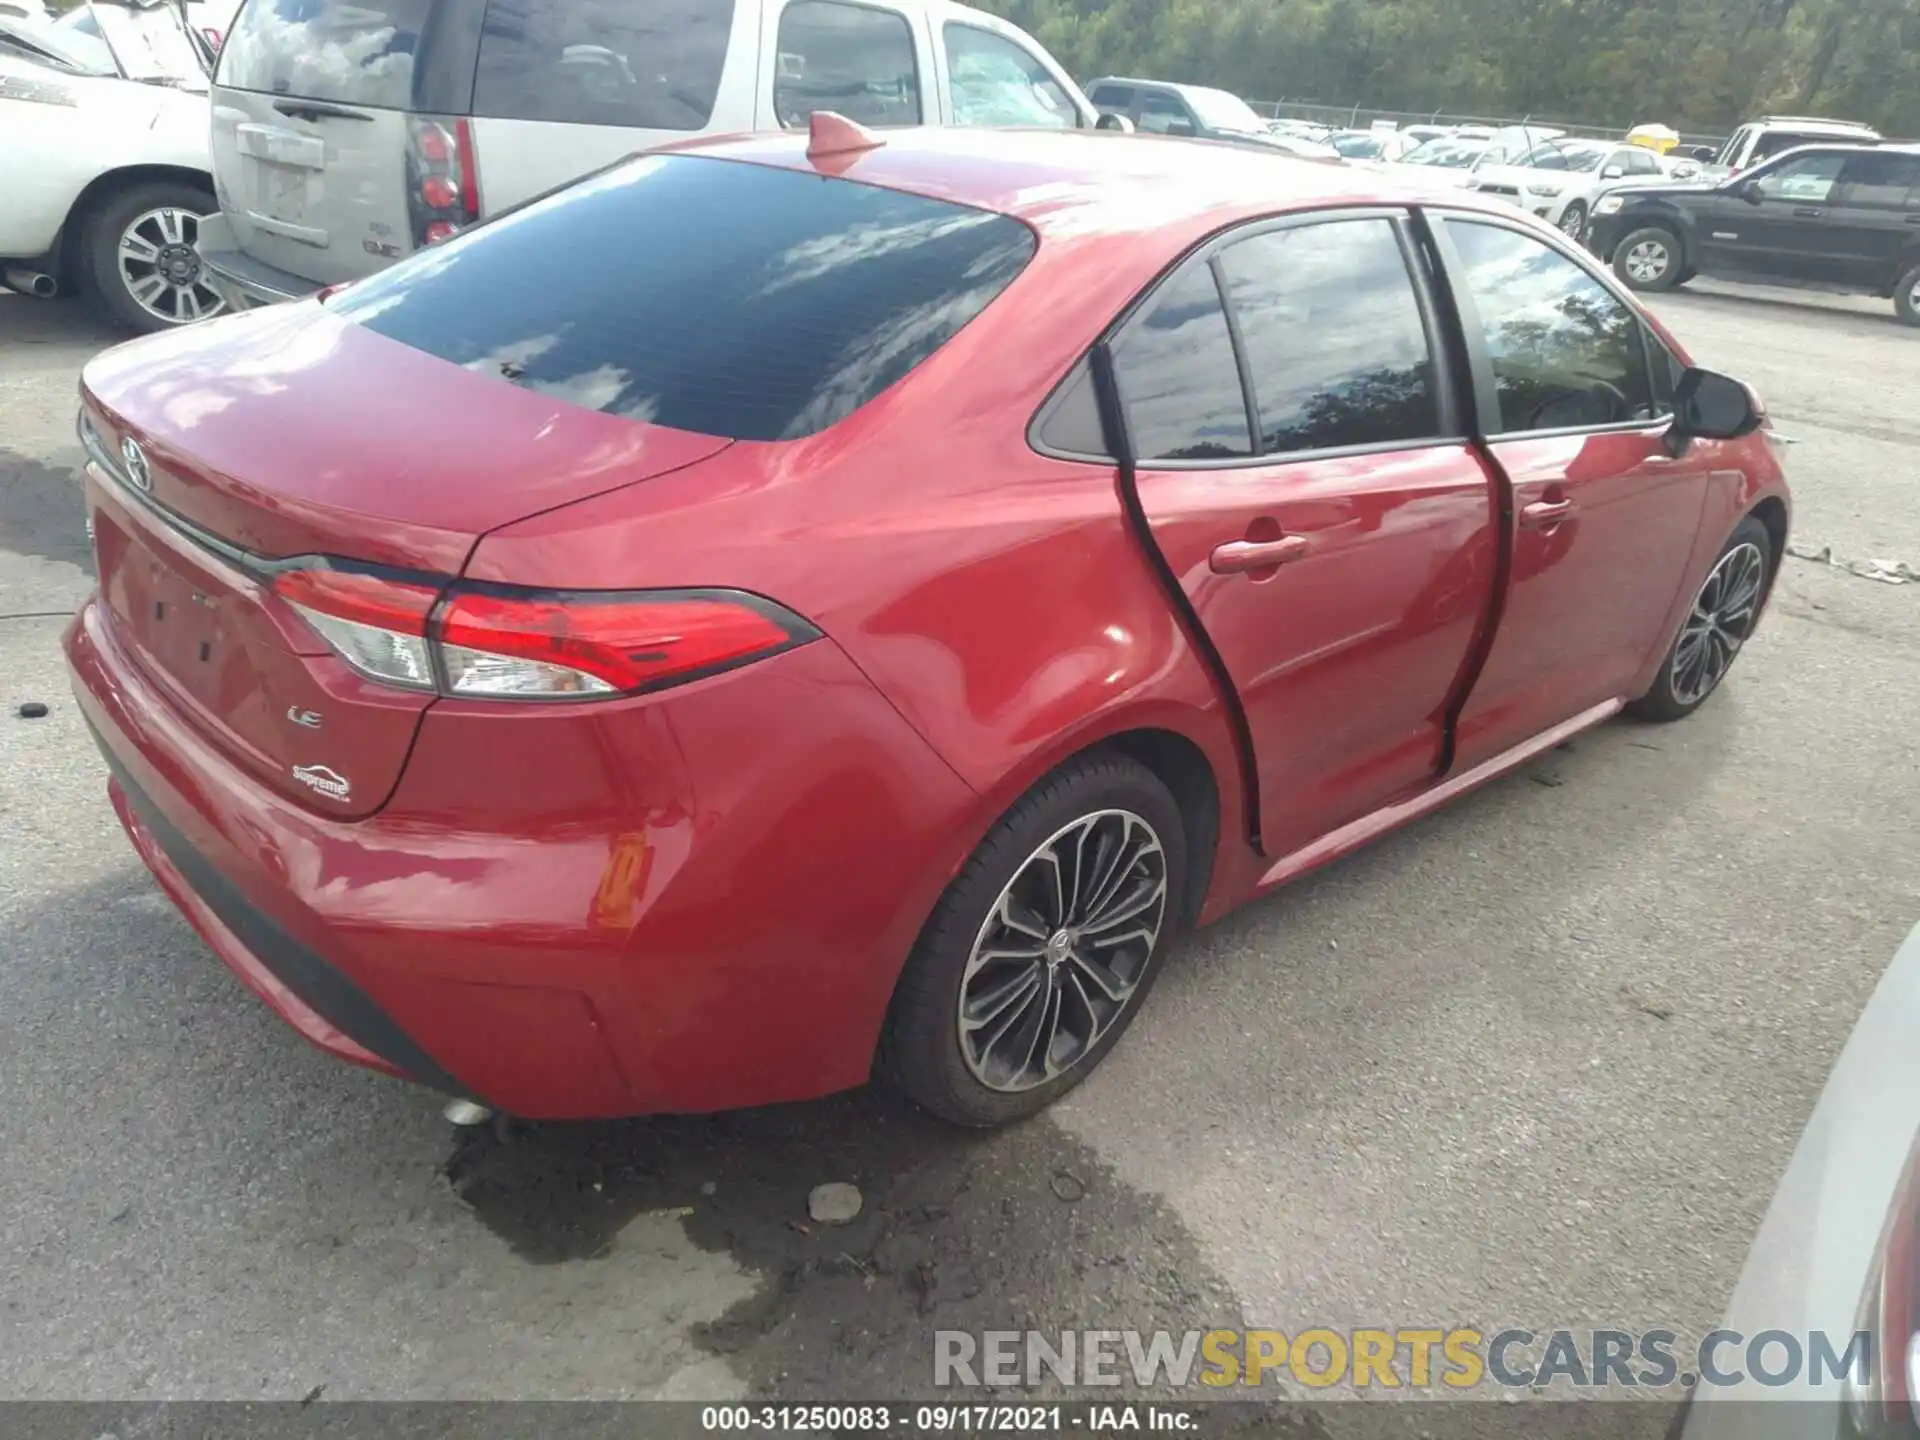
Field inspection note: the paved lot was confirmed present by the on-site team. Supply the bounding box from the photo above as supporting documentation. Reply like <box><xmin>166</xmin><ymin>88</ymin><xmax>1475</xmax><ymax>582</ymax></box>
<box><xmin>1</xmin><ymin>282</ymin><xmax>1916</xmax><ymax>1408</ymax></box>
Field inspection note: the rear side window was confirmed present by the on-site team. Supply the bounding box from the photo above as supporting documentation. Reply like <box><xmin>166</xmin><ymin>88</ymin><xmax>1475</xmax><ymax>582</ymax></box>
<box><xmin>472</xmin><ymin>0</ymin><xmax>735</xmax><ymax>130</ymax></box>
<box><xmin>331</xmin><ymin>155</ymin><xmax>1034</xmax><ymax>442</ymax></box>
<box><xmin>1217</xmin><ymin>219</ymin><xmax>1442</xmax><ymax>456</ymax></box>
<box><xmin>1837</xmin><ymin>152</ymin><xmax>1920</xmax><ymax>209</ymax></box>
<box><xmin>218</xmin><ymin>0</ymin><xmax>457</xmax><ymax>111</ymax></box>
<box><xmin>1088</xmin><ymin>83</ymin><xmax>1132</xmax><ymax>110</ymax></box>
<box><xmin>1112</xmin><ymin>264</ymin><xmax>1253</xmax><ymax>461</ymax></box>
<box><xmin>774</xmin><ymin>0</ymin><xmax>920</xmax><ymax>129</ymax></box>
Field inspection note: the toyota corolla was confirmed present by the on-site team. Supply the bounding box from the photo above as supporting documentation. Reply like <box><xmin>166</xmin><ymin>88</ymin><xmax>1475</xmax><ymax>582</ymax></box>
<box><xmin>65</xmin><ymin>119</ymin><xmax>1789</xmax><ymax>1127</ymax></box>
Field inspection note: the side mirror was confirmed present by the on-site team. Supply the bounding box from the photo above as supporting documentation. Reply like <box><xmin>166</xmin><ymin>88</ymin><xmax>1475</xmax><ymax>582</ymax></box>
<box><xmin>1733</xmin><ymin>178</ymin><xmax>1763</xmax><ymax>204</ymax></box>
<box><xmin>1602</xmin><ymin>164</ymin><xmax>1625</xmax><ymax>179</ymax></box>
<box><xmin>1666</xmin><ymin>367</ymin><xmax>1762</xmax><ymax>454</ymax></box>
<box><xmin>1093</xmin><ymin>111</ymin><xmax>1134</xmax><ymax>134</ymax></box>
<box><xmin>1688</xmin><ymin>145</ymin><xmax>1716</xmax><ymax>161</ymax></box>
<box><xmin>1165</xmin><ymin>118</ymin><xmax>1196</xmax><ymax>137</ymax></box>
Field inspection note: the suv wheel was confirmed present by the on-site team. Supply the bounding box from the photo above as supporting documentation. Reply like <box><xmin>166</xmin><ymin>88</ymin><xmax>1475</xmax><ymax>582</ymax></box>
<box><xmin>1558</xmin><ymin>201</ymin><xmax>1589</xmax><ymax>245</ymax></box>
<box><xmin>1895</xmin><ymin>264</ymin><xmax>1920</xmax><ymax>326</ymax></box>
<box><xmin>82</xmin><ymin>181</ymin><xmax>227</xmax><ymax>334</ymax></box>
<box><xmin>1613</xmin><ymin>226</ymin><xmax>1682</xmax><ymax>292</ymax></box>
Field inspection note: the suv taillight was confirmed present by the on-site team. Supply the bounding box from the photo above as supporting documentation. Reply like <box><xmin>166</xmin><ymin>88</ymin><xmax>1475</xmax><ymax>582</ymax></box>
<box><xmin>405</xmin><ymin>116</ymin><xmax>479</xmax><ymax>248</ymax></box>
<box><xmin>270</xmin><ymin>566</ymin><xmax>818</xmax><ymax>700</ymax></box>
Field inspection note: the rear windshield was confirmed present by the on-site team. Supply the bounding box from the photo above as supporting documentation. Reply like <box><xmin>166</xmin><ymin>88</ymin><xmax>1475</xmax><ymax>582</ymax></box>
<box><xmin>217</xmin><ymin>0</ymin><xmax>477</xmax><ymax>111</ymax></box>
<box><xmin>330</xmin><ymin>155</ymin><xmax>1037</xmax><ymax>442</ymax></box>
<box><xmin>472</xmin><ymin>0</ymin><xmax>734</xmax><ymax>130</ymax></box>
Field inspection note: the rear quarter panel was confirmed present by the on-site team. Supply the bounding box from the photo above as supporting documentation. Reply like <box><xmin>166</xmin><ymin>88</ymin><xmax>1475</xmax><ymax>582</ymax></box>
<box><xmin>463</xmin><ymin>222</ymin><xmax>1259</xmax><ymax>919</ymax></box>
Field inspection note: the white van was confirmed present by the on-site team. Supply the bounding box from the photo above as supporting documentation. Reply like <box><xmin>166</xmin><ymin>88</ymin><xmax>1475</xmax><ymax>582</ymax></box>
<box><xmin>197</xmin><ymin>0</ymin><xmax>1100</xmax><ymax>307</ymax></box>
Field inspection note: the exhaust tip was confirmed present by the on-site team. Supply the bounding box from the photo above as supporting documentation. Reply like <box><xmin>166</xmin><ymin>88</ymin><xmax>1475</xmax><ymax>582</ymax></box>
<box><xmin>4</xmin><ymin>268</ymin><xmax>57</xmax><ymax>299</ymax></box>
<box><xmin>442</xmin><ymin>1099</ymin><xmax>494</xmax><ymax>1126</ymax></box>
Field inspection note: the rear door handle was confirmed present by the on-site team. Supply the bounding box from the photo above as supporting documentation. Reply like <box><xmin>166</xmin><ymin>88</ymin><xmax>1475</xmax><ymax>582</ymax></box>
<box><xmin>1792</xmin><ymin>206</ymin><xmax>1824</xmax><ymax>218</ymax></box>
<box><xmin>1210</xmin><ymin>535</ymin><xmax>1310</xmax><ymax>574</ymax></box>
<box><xmin>1519</xmin><ymin>498</ymin><xmax>1573</xmax><ymax>529</ymax></box>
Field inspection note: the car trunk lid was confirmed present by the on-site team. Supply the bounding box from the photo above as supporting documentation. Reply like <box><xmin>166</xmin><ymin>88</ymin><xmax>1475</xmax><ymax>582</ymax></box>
<box><xmin>79</xmin><ymin>301</ymin><xmax>731</xmax><ymax>817</ymax></box>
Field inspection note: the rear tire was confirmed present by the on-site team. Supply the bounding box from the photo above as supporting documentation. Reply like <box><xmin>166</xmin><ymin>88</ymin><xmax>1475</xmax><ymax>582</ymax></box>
<box><xmin>1613</xmin><ymin>226</ymin><xmax>1683</xmax><ymax>292</ymax></box>
<box><xmin>1628</xmin><ymin>516</ymin><xmax>1773</xmax><ymax>722</ymax></box>
<box><xmin>1894</xmin><ymin>264</ymin><xmax>1920</xmax><ymax>326</ymax></box>
<box><xmin>81</xmin><ymin>180</ymin><xmax>226</xmax><ymax>334</ymax></box>
<box><xmin>881</xmin><ymin>752</ymin><xmax>1187</xmax><ymax>1127</ymax></box>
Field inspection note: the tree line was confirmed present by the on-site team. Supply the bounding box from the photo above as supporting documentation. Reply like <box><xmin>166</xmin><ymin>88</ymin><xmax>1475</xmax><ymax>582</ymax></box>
<box><xmin>978</xmin><ymin>0</ymin><xmax>1920</xmax><ymax>137</ymax></box>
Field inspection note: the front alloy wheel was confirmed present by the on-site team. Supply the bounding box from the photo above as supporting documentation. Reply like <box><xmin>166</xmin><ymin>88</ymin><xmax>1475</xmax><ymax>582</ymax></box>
<box><xmin>1558</xmin><ymin>202</ymin><xmax>1589</xmax><ymax>245</ymax></box>
<box><xmin>1613</xmin><ymin>226</ymin><xmax>1682</xmax><ymax>292</ymax></box>
<box><xmin>958</xmin><ymin>810</ymin><xmax>1167</xmax><ymax>1093</ymax></box>
<box><xmin>1629</xmin><ymin>515</ymin><xmax>1773</xmax><ymax>721</ymax></box>
<box><xmin>1670</xmin><ymin>540</ymin><xmax>1767</xmax><ymax>706</ymax></box>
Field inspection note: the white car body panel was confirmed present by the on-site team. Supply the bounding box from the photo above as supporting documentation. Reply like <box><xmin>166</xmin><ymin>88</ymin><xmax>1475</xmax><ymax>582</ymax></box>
<box><xmin>1682</xmin><ymin>920</ymin><xmax>1920</xmax><ymax>1438</ymax></box>
<box><xmin>0</xmin><ymin>51</ymin><xmax>210</xmax><ymax>259</ymax></box>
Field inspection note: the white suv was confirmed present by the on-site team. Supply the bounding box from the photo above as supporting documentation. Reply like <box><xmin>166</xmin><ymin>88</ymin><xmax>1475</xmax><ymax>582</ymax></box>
<box><xmin>197</xmin><ymin>0</ymin><xmax>1098</xmax><ymax>309</ymax></box>
<box><xmin>1714</xmin><ymin>115</ymin><xmax>1880</xmax><ymax>175</ymax></box>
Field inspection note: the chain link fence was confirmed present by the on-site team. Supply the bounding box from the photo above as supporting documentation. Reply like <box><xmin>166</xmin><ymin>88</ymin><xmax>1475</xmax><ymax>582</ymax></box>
<box><xmin>1250</xmin><ymin>98</ymin><xmax>1728</xmax><ymax>152</ymax></box>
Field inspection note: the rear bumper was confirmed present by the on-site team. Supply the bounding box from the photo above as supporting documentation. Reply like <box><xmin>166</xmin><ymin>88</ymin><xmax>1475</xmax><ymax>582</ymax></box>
<box><xmin>195</xmin><ymin>214</ymin><xmax>315</xmax><ymax>310</ymax></box>
<box><xmin>65</xmin><ymin>593</ymin><xmax>979</xmax><ymax>1118</ymax></box>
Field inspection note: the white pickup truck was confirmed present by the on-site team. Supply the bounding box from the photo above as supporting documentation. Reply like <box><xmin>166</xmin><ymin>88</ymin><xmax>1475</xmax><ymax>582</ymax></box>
<box><xmin>0</xmin><ymin>0</ymin><xmax>223</xmax><ymax>331</ymax></box>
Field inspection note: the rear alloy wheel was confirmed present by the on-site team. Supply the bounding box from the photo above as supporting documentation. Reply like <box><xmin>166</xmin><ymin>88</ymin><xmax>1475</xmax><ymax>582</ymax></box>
<box><xmin>883</xmin><ymin>753</ymin><xmax>1186</xmax><ymax>1127</ymax></box>
<box><xmin>1895</xmin><ymin>264</ymin><xmax>1920</xmax><ymax>326</ymax></box>
<box><xmin>83</xmin><ymin>181</ymin><xmax>226</xmax><ymax>334</ymax></box>
<box><xmin>1558</xmin><ymin>201</ymin><xmax>1589</xmax><ymax>245</ymax></box>
<box><xmin>1613</xmin><ymin>226</ymin><xmax>1682</xmax><ymax>292</ymax></box>
<box><xmin>1629</xmin><ymin>516</ymin><xmax>1772</xmax><ymax>722</ymax></box>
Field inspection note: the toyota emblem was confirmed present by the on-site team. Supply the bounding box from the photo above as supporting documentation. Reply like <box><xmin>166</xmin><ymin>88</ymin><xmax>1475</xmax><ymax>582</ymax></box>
<box><xmin>120</xmin><ymin>436</ymin><xmax>152</xmax><ymax>493</ymax></box>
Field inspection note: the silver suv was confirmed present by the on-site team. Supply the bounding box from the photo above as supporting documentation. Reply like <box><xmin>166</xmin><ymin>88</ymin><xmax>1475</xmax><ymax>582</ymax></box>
<box><xmin>197</xmin><ymin>0</ymin><xmax>1096</xmax><ymax>308</ymax></box>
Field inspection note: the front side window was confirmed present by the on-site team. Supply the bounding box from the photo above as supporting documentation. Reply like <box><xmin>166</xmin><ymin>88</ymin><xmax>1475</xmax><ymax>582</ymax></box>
<box><xmin>1113</xmin><ymin>264</ymin><xmax>1252</xmax><ymax>461</ymax></box>
<box><xmin>218</xmin><ymin>0</ymin><xmax>436</xmax><ymax>109</ymax></box>
<box><xmin>1136</xmin><ymin>90</ymin><xmax>1193</xmax><ymax>135</ymax></box>
<box><xmin>1625</xmin><ymin>148</ymin><xmax>1662</xmax><ymax>176</ymax></box>
<box><xmin>331</xmin><ymin>154</ymin><xmax>1032</xmax><ymax>441</ymax></box>
<box><xmin>1444</xmin><ymin>219</ymin><xmax>1653</xmax><ymax>434</ymax></box>
<box><xmin>774</xmin><ymin>0</ymin><xmax>920</xmax><ymax>129</ymax></box>
<box><xmin>1754</xmin><ymin>152</ymin><xmax>1847</xmax><ymax>204</ymax></box>
<box><xmin>472</xmin><ymin>0</ymin><xmax>734</xmax><ymax>130</ymax></box>
<box><xmin>943</xmin><ymin>24</ymin><xmax>1075</xmax><ymax>129</ymax></box>
<box><xmin>1837</xmin><ymin>152</ymin><xmax>1920</xmax><ymax>208</ymax></box>
<box><xmin>1087</xmin><ymin>82</ymin><xmax>1132</xmax><ymax>110</ymax></box>
<box><xmin>1217</xmin><ymin>219</ymin><xmax>1442</xmax><ymax>456</ymax></box>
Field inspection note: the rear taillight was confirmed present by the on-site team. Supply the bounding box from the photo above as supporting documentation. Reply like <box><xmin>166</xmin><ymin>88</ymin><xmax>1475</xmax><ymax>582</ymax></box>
<box><xmin>270</xmin><ymin>567</ymin><xmax>817</xmax><ymax>701</ymax></box>
<box><xmin>405</xmin><ymin>116</ymin><xmax>479</xmax><ymax>249</ymax></box>
<box><xmin>273</xmin><ymin>568</ymin><xmax>438</xmax><ymax>691</ymax></box>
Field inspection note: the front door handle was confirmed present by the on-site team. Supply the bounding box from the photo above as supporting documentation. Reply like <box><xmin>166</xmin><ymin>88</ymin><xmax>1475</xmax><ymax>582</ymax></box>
<box><xmin>1519</xmin><ymin>498</ymin><xmax>1573</xmax><ymax>529</ymax></box>
<box><xmin>1792</xmin><ymin>206</ymin><xmax>1824</xmax><ymax>218</ymax></box>
<box><xmin>1905</xmin><ymin>214</ymin><xmax>1920</xmax><ymax>225</ymax></box>
<box><xmin>1210</xmin><ymin>535</ymin><xmax>1310</xmax><ymax>574</ymax></box>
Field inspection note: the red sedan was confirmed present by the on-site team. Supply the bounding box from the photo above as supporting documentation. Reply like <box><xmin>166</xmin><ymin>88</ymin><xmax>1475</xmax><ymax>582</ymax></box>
<box><xmin>65</xmin><ymin>120</ymin><xmax>1788</xmax><ymax>1128</ymax></box>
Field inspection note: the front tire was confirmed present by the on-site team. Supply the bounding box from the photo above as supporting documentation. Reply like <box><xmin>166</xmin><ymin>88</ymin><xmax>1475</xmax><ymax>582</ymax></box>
<box><xmin>882</xmin><ymin>752</ymin><xmax>1187</xmax><ymax>1127</ymax></box>
<box><xmin>1894</xmin><ymin>263</ymin><xmax>1920</xmax><ymax>326</ymax></box>
<box><xmin>1628</xmin><ymin>516</ymin><xmax>1772</xmax><ymax>722</ymax></box>
<box><xmin>1613</xmin><ymin>226</ymin><xmax>1683</xmax><ymax>292</ymax></box>
<box><xmin>81</xmin><ymin>181</ymin><xmax>226</xmax><ymax>334</ymax></box>
<box><xmin>1558</xmin><ymin>201</ymin><xmax>1589</xmax><ymax>245</ymax></box>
